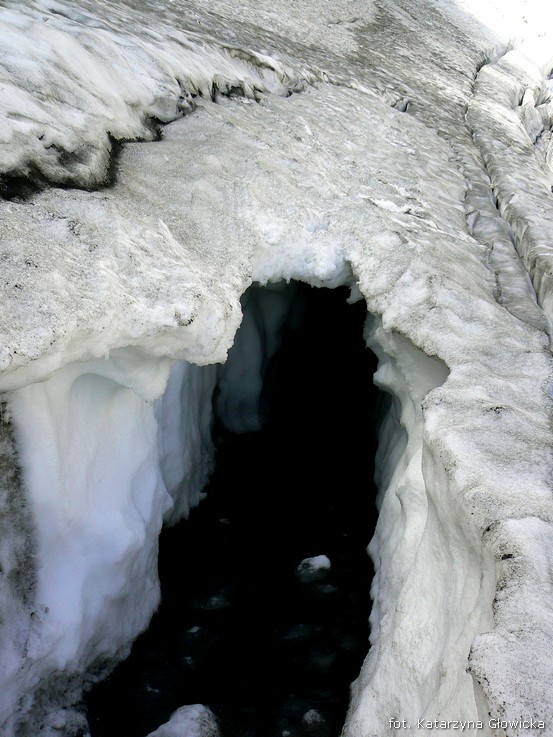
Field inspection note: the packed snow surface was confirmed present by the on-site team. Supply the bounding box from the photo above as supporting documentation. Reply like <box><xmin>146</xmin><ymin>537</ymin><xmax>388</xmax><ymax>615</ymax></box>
<box><xmin>0</xmin><ymin>0</ymin><xmax>552</xmax><ymax>735</ymax></box>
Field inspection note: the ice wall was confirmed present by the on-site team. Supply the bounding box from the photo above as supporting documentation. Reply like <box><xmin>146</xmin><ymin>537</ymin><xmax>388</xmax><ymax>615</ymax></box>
<box><xmin>344</xmin><ymin>323</ymin><xmax>495</xmax><ymax>731</ymax></box>
<box><xmin>2</xmin><ymin>355</ymin><xmax>215</xmax><ymax>736</ymax></box>
<box><xmin>214</xmin><ymin>282</ymin><xmax>299</xmax><ymax>434</ymax></box>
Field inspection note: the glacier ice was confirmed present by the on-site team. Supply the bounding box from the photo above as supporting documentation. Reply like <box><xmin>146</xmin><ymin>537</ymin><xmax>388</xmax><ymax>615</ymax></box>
<box><xmin>0</xmin><ymin>0</ymin><xmax>552</xmax><ymax>734</ymax></box>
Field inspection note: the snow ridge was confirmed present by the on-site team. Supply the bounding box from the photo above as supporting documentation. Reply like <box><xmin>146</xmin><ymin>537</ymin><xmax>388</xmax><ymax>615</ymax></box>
<box><xmin>466</xmin><ymin>44</ymin><xmax>553</xmax><ymax>327</ymax></box>
<box><xmin>0</xmin><ymin>0</ymin><xmax>309</xmax><ymax>193</ymax></box>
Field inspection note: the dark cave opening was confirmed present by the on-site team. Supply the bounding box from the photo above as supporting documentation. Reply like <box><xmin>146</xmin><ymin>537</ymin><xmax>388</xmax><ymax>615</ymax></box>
<box><xmin>86</xmin><ymin>282</ymin><xmax>381</xmax><ymax>737</ymax></box>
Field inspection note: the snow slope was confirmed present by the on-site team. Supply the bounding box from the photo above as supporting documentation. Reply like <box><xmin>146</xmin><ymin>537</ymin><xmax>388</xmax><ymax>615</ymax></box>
<box><xmin>0</xmin><ymin>0</ymin><xmax>552</xmax><ymax>735</ymax></box>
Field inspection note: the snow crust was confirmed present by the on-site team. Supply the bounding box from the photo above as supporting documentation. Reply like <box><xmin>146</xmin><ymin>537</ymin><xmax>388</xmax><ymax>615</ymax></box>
<box><xmin>0</xmin><ymin>0</ymin><xmax>552</xmax><ymax>734</ymax></box>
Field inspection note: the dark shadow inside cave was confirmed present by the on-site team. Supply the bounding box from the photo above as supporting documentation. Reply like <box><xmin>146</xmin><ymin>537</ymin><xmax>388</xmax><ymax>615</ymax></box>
<box><xmin>86</xmin><ymin>282</ymin><xmax>382</xmax><ymax>737</ymax></box>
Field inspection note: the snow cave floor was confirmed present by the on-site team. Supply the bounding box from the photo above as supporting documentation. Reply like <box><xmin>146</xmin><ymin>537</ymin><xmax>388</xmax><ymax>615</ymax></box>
<box><xmin>85</xmin><ymin>285</ymin><xmax>380</xmax><ymax>737</ymax></box>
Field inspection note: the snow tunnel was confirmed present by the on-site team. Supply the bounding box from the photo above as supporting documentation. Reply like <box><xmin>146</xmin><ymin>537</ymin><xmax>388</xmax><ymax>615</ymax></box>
<box><xmin>85</xmin><ymin>281</ymin><xmax>383</xmax><ymax>737</ymax></box>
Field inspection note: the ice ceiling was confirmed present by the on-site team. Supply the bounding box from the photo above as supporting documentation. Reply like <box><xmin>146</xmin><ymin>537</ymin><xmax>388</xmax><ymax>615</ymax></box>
<box><xmin>0</xmin><ymin>0</ymin><xmax>552</xmax><ymax>735</ymax></box>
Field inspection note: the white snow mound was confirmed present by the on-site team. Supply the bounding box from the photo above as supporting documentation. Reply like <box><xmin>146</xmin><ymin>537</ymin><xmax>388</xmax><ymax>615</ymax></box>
<box><xmin>146</xmin><ymin>705</ymin><xmax>219</xmax><ymax>737</ymax></box>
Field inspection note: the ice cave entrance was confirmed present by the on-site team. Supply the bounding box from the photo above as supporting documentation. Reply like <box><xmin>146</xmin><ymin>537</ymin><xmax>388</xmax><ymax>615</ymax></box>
<box><xmin>86</xmin><ymin>282</ymin><xmax>381</xmax><ymax>737</ymax></box>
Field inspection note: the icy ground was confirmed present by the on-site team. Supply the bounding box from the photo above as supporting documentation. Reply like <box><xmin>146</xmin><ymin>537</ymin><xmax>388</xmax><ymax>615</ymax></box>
<box><xmin>0</xmin><ymin>0</ymin><xmax>553</xmax><ymax>735</ymax></box>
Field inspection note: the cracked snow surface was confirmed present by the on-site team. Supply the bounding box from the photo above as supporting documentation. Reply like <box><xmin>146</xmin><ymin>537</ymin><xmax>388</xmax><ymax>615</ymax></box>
<box><xmin>1</xmin><ymin>0</ymin><xmax>553</xmax><ymax>735</ymax></box>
